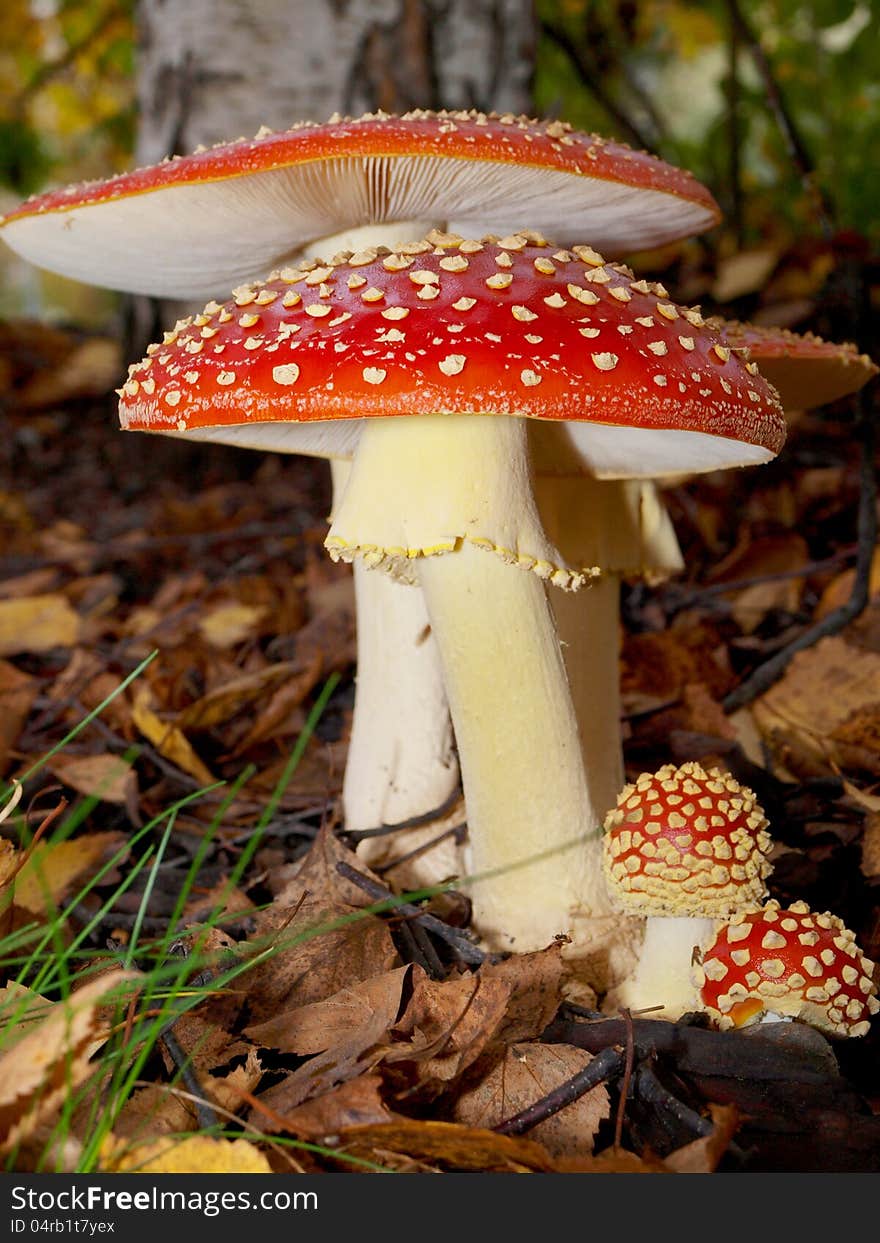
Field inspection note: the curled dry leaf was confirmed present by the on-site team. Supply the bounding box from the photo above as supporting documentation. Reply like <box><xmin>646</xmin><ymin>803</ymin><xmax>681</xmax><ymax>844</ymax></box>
<box><xmin>0</xmin><ymin>970</ymin><xmax>141</xmax><ymax>1153</ymax></box>
<box><xmin>663</xmin><ymin>1103</ymin><xmax>740</xmax><ymax>1173</ymax></box>
<box><xmin>273</xmin><ymin>1073</ymin><xmax>395</xmax><ymax>1141</ymax></box>
<box><xmin>454</xmin><ymin>1042</ymin><xmax>611</xmax><ymax>1159</ymax></box>
<box><xmin>101</xmin><ymin>1134</ymin><xmax>271</xmax><ymax>1174</ymax></box>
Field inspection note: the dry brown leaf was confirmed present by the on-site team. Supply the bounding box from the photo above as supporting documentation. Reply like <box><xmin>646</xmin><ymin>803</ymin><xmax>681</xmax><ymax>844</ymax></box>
<box><xmin>0</xmin><ymin>970</ymin><xmax>140</xmax><ymax>1152</ymax></box>
<box><xmin>48</xmin><ymin>753</ymin><xmax>137</xmax><ymax>807</ymax></box>
<box><xmin>329</xmin><ymin>1119</ymin><xmax>555</xmax><ymax>1172</ymax></box>
<box><xmin>232</xmin><ymin>651</ymin><xmax>325</xmax><ymax>753</ymax></box>
<box><xmin>15</xmin><ymin>831</ymin><xmax>125</xmax><ymax>916</ymax></box>
<box><xmin>245</xmin><ymin>964</ymin><xmax>409</xmax><ymax>1055</ymax></box>
<box><xmin>663</xmin><ymin>1103</ymin><xmax>739</xmax><ymax>1172</ymax></box>
<box><xmin>753</xmin><ymin>636</ymin><xmax>880</xmax><ymax>777</ymax></box>
<box><xmin>385</xmin><ymin>968</ymin><xmax>512</xmax><ymax>1088</ymax></box>
<box><xmin>175</xmin><ymin>662</ymin><xmax>298</xmax><ymax>731</ymax></box>
<box><xmin>275</xmin><ymin>1073</ymin><xmax>395</xmax><ymax>1140</ymax></box>
<box><xmin>244</xmin><ymin>826</ymin><xmax>398</xmax><ymax>1021</ymax></box>
<box><xmin>859</xmin><ymin>813</ymin><xmax>880</xmax><ymax>879</ymax></box>
<box><xmin>481</xmin><ymin>943</ymin><xmax>567</xmax><ymax>1044</ymax></box>
<box><xmin>815</xmin><ymin>548</ymin><xmax>880</xmax><ymax>620</ymax></box>
<box><xmin>0</xmin><ymin>594</ymin><xmax>80</xmax><ymax>657</ymax></box>
<box><xmin>560</xmin><ymin>1146</ymin><xmax>670</xmax><ymax>1173</ymax></box>
<box><xmin>102</xmin><ymin>1134</ymin><xmax>271</xmax><ymax>1174</ymax></box>
<box><xmin>453</xmin><ymin>1043</ymin><xmax>610</xmax><ymax>1159</ymax></box>
<box><xmin>0</xmin><ymin>983</ymin><xmax>53</xmax><ymax>1051</ymax></box>
<box><xmin>0</xmin><ymin>660</ymin><xmax>37</xmax><ymax>774</ymax></box>
<box><xmin>131</xmin><ymin>685</ymin><xmax>216</xmax><ymax>786</ymax></box>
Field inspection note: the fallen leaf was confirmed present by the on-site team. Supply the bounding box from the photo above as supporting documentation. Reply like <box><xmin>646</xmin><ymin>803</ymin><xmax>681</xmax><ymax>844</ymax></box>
<box><xmin>131</xmin><ymin>685</ymin><xmax>216</xmax><ymax>786</ymax></box>
<box><xmin>198</xmin><ymin>602</ymin><xmax>268</xmax><ymax>648</ymax></box>
<box><xmin>0</xmin><ymin>970</ymin><xmax>140</xmax><ymax>1152</ymax></box>
<box><xmin>663</xmin><ymin>1103</ymin><xmax>740</xmax><ymax>1172</ymax></box>
<box><xmin>101</xmin><ymin>1134</ymin><xmax>271</xmax><ymax>1173</ymax></box>
<box><xmin>48</xmin><ymin>753</ymin><xmax>137</xmax><ymax>807</ymax></box>
<box><xmin>243</xmin><ymin>826</ymin><xmax>399</xmax><ymax>1021</ymax></box>
<box><xmin>453</xmin><ymin>1043</ymin><xmax>610</xmax><ymax>1159</ymax></box>
<box><xmin>328</xmin><ymin>1119</ymin><xmax>555</xmax><ymax>1172</ymax></box>
<box><xmin>274</xmin><ymin>1073</ymin><xmax>395</xmax><ymax>1140</ymax></box>
<box><xmin>175</xmin><ymin>662</ymin><xmax>298</xmax><ymax>731</ymax></box>
<box><xmin>14</xmin><ymin>831</ymin><xmax>125</xmax><ymax>916</ymax></box>
<box><xmin>0</xmin><ymin>661</ymin><xmax>37</xmax><ymax>774</ymax></box>
<box><xmin>0</xmin><ymin>595</ymin><xmax>79</xmax><ymax>656</ymax></box>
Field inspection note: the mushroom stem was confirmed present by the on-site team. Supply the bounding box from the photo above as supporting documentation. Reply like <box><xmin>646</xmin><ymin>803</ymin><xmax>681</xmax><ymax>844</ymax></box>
<box><xmin>298</xmin><ymin>220</ymin><xmax>440</xmax><ymax>262</ymax></box>
<box><xmin>327</xmin><ymin>412</ymin><xmax>614</xmax><ymax>949</ymax></box>
<box><xmin>550</xmin><ymin>576</ymin><xmax>624</xmax><ymax>821</ymax></box>
<box><xmin>331</xmin><ymin>464</ymin><xmax>461</xmax><ymax>849</ymax></box>
<box><xmin>606</xmin><ymin>916</ymin><xmax>714</xmax><ymax>1019</ymax></box>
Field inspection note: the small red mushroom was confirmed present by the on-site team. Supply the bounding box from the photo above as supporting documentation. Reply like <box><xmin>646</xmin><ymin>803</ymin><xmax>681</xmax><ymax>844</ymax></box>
<box><xmin>695</xmin><ymin>900</ymin><xmax>879</xmax><ymax>1038</ymax></box>
<box><xmin>602</xmin><ymin>761</ymin><xmax>773</xmax><ymax>1018</ymax></box>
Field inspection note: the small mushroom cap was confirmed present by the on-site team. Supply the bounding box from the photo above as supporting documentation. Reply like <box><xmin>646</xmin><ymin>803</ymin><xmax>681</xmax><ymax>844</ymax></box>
<box><xmin>1</xmin><ymin>110</ymin><xmax>720</xmax><ymax>300</ymax></box>
<box><xmin>712</xmin><ymin>319</ymin><xmax>879</xmax><ymax>411</ymax></box>
<box><xmin>602</xmin><ymin>761</ymin><xmax>773</xmax><ymax>917</ymax></box>
<box><xmin>695</xmin><ymin>900</ymin><xmax>880</xmax><ymax>1038</ymax></box>
<box><xmin>118</xmin><ymin>234</ymin><xmax>785</xmax><ymax>480</ymax></box>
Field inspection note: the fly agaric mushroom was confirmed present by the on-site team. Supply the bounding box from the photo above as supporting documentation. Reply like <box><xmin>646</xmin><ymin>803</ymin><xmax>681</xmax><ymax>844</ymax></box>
<box><xmin>602</xmin><ymin>762</ymin><xmax>773</xmax><ymax>1018</ymax></box>
<box><xmin>695</xmin><ymin>900</ymin><xmax>879</xmax><ymax>1038</ymax></box>
<box><xmin>117</xmin><ymin>235</ymin><xmax>784</xmax><ymax>952</ymax></box>
<box><xmin>712</xmin><ymin>320</ymin><xmax>878</xmax><ymax>412</ymax></box>
<box><xmin>554</xmin><ymin>317</ymin><xmax>879</xmax><ymax>849</ymax></box>
<box><xmin>0</xmin><ymin>110</ymin><xmax>723</xmax><ymax>863</ymax></box>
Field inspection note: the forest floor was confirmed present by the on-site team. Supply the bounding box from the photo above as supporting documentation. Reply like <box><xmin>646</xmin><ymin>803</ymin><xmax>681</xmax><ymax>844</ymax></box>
<box><xmin>0</xmin><ymin>308</ymin><xmax>878</xmax><ymax>1174</ymax></box>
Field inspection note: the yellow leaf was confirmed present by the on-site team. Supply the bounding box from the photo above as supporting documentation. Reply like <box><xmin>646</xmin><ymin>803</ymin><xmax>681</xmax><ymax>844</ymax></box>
<box><xmin>15</xmin><ymin>831</ymin><xmax>125</xmax><ymax>916</ymax></box>
<box><xmin>131</xmin><ymin>686</ymin><xmax>215</xmax><ymax>786</ymax></box>
<box><xmin>198</xmin><ymin>602</ymin><xmax>267</xmax><ymax>648</ymax></box>
<box><xmin>102</xmin><ymin>1134</ymin><xmax>272</xmax><ymax>1173</ymax></box>
<box><xmin>0</xmin><ymin>595</ymin><xmax>79</xmax><ymax>656</ymax></box>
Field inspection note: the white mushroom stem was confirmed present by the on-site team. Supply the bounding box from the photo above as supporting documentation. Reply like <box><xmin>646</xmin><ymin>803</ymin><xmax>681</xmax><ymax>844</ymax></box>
<box><xmin>606</xmin><ymin>916</ymin><xmax>715</xmax><ymax>1020</ymax></box>
<box><xmin>550</xmin><ymin>576</ymin><xmax>624</xmax><ymax>821</ymax></box>
<box><xmin>327</xmin><ymin>413</ymin><xmax>613</xmax><ymax>951</ymax></box>
<box><xmin>331</xmin><ymin>459</ymin><xmax>460</xmax><ymax>836</ymax></box>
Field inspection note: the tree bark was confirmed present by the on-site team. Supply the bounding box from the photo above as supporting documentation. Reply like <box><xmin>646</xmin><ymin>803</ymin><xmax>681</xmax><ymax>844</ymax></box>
<box><xmin>135</xmin><ymin>0</ymin><xmax>536</xmax><ymax>166</ymax></box>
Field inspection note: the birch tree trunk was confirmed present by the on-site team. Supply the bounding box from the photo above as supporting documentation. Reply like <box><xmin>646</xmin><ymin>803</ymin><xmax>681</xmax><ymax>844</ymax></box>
<box><xmin>135</xmin><ymin>0</ymin><xmax>536</xmax><ymax>165</ymax></box>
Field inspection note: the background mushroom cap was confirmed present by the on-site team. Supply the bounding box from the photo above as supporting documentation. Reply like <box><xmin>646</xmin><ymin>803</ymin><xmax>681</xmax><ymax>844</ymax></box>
<box><xmin>602</xmin><ymin>761</ymin><xmax>773</xmax><ymax>917</ymax></box>
<box><xmin>118</xmin><ymin>233</ymin><xmax>785</xmax><ymax>479</ymax></box>
<box><xmin>695</xmin><ymin>900</ymin><xmax>879</xmax><ymax>1038</ymax></box>
<box><xmin>713</xmin><ymin>319</ymin><xmax>878</xmax><ymax>411</ymax></box>
<box><xmin>1</xmin><ymin>109</ymin><xmax>721</xmax><ymax>300</ymax></box>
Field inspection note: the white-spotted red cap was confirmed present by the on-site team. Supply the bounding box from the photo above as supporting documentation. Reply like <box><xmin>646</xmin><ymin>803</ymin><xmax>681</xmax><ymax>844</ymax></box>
<box><xmin>695</xmin><ymin>900</ymin><xmax>879</xmax><ymax>1037</ymax></box>
<box><xmin>711</xmin><ymin>319</ymin><xmax>878</xmax><ymax>411</ymax></box>
<box><xmin>1</xmin><ymin>110</ymin><xmax>720</xmax><ymax>299</ymax></box>
<box><xmin>602</xmin><ymin>761</ymin><xmax>773</xmax><ymax>917</ymax></box>
<box><xmin>117</xmin><ymin>234</ymin><xmax>785</xmax><ymax>479</ymax></box>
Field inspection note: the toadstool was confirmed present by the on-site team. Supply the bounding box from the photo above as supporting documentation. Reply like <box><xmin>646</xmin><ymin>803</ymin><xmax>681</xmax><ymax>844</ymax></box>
<box><xmin>602</xmin><ymin>761</ymin><xmax>773</xmax><ymax>1018</ymax></box>
<box><xmin>117</xmin><ymin>235</ymin><xmax>784</xmax><ymax>953</ymax></box>
<box><xmin>696</xmin><ymin>900</ymin><xmax>879</xmax><ymax>1038</ymax></box>
<box><xmin>0</xmin><ymin>110</ymin><xmax>722</xmax><ymax>865</ymax></box>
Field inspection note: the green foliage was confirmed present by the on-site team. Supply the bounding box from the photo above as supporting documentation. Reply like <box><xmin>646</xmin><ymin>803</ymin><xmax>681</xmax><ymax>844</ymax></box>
<box><xmin>535</xmin><ymin>0</ymin><xmax>880</xmax><ymax>247</ymax></box>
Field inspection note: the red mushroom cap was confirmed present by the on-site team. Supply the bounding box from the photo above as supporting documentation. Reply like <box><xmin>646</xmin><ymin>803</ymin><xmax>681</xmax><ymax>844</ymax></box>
<box><xmin>602</xmin><ymin>761</ymin><xmax>773</xmax><ymax>917</ymax></box>
<box><xmin>712</xmin><ymin>319</ymin><xmax>878</xmax><ymax>411</ymax></box>
<box><xmin>695</xmin><ymin>900</ymin><xmax>880</xmax><ymax>1037</ymax></box>
<box><xmin>118</xmin><ymin>234</ymin><xmax>785</xmax><ymax>479</ymax></box>
<box><xmin>1</xmin><ymin>110</ymin><xmax>721</xmax><ymax>299</ymax></box>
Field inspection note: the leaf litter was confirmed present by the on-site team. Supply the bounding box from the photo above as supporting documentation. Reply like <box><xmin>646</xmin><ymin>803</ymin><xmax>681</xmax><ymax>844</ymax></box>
<box><xmin>0</xmin><ymin>304</ymin><xmax>877</xmax><ymax>1175</ymax></box>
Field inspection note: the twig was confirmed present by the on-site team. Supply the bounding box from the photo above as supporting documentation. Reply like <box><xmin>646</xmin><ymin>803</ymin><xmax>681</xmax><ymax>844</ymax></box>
<box><xmin>372</xmin><ymin>822</ymin><xmax>467</xmax><ymax>875</ymax></box>
<box><xmin>613</xmin><ymin>1008</ymin><xmax>635</xmax><ymax>1151</ymax></box>
<box><xmin>159</xmin><ymin>1027</ymin><xmax>218</xmax><ymax>1130</ymax></box>
<box><xmin>723</xmin><ymin>403</ymin><xmax>877</xmax><ymax>713</ymax></box>
<box><xmin>725</xmin><ymin>0</ymin><xmax>834</xmax><ymax>235</ymax></box>
<box><xmin>494</xmin><ymin>1046</ymin><xmax>624</xmax><ymax>1136</ymax></box>
<box><xmin>335</xmin><ymin>860</ymin><xmax>486</xmax><ymax>965</ymax></box>
<box><xmin>635</xmin><ymin>1061</ymin><xmax>713</xmax><ymax>1136</ymax></box>
<box><xmin>342</xmin><ymin>788</ymin><xmax>462</xmax><ymax>842</ymax></box>
<box><xmin>539</xmin><ymin>19</ymin><xmax>654</xmax><ymax>152</ymax></box>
